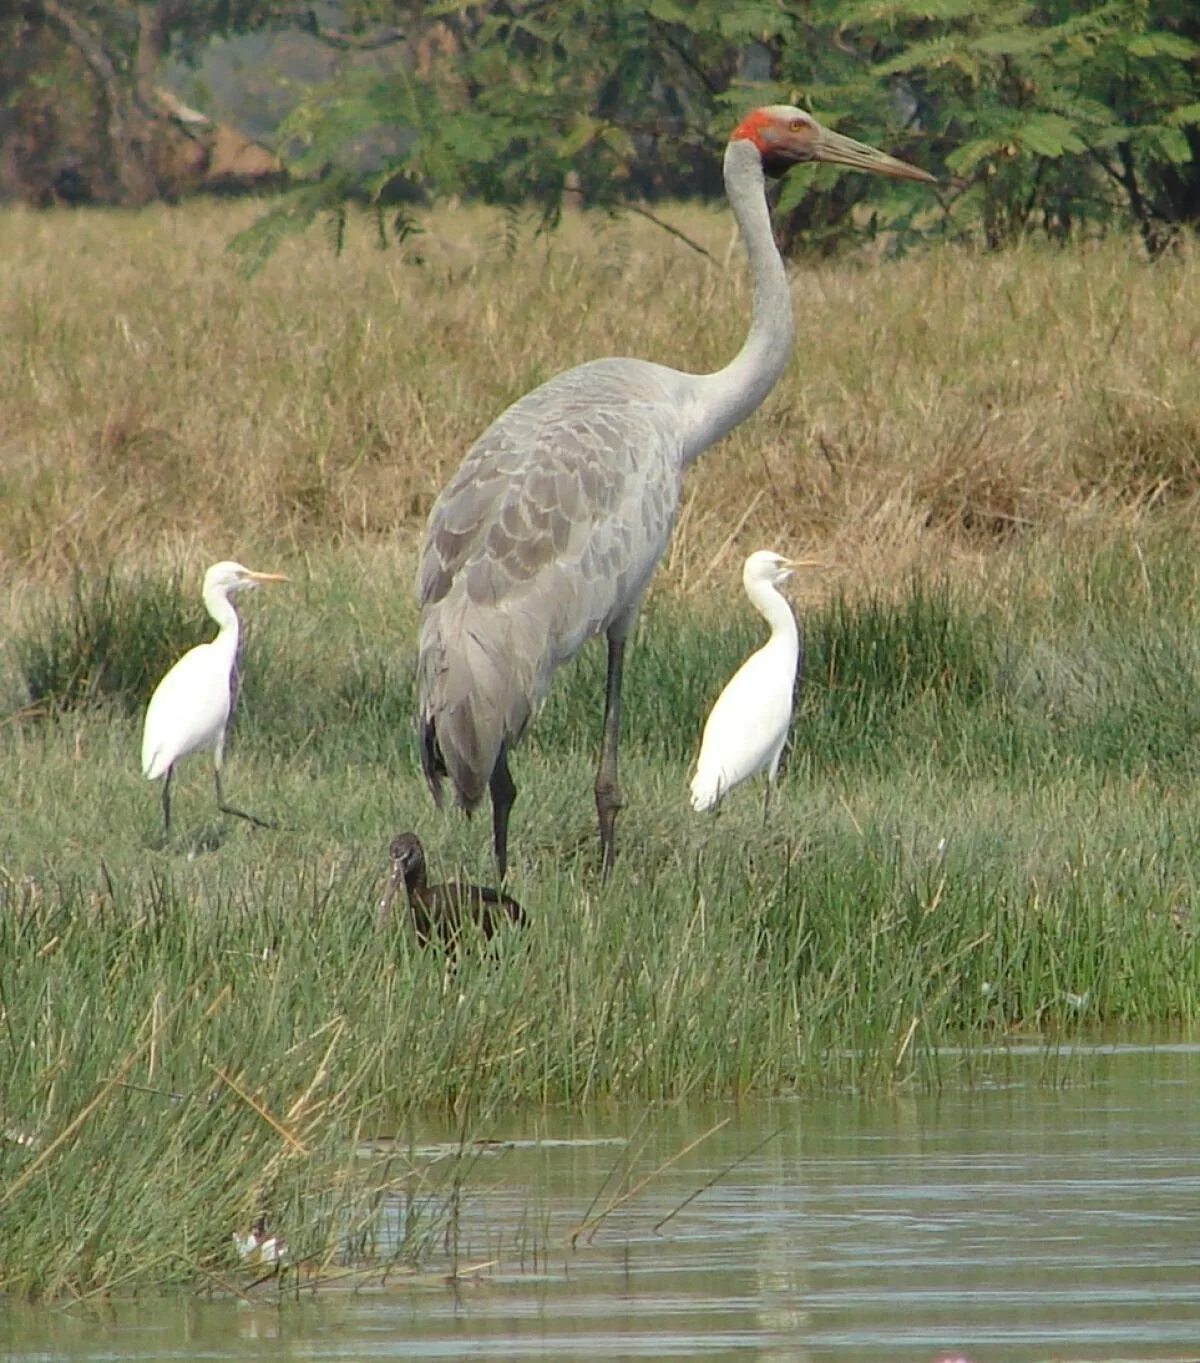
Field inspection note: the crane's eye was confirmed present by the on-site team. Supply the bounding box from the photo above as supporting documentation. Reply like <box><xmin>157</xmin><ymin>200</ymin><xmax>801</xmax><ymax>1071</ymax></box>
<box><xmin>790</xmin><ymin>119</ymin><xmax>808</xmax><ymax>132</ymax></box>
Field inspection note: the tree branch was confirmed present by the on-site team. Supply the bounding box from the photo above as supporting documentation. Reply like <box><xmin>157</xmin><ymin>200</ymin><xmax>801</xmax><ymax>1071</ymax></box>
<box><xmin>620</xmin><ymin>201</ymin><xmax>716</xmax><ymax>262</ymax></box>
<box><xmin>38</xmin><ymin>0</ymin><xmax>157</xmax><ymax>201</ymax></box>
<box><xmin>307</xmin><ymin>17</ymin><xmax>405</xmax><ymax>51</ymax></box>
<box><xmin>648</xmin><ymin>19</ymin><xmax>720</xmax><ymax>97</ymax></box>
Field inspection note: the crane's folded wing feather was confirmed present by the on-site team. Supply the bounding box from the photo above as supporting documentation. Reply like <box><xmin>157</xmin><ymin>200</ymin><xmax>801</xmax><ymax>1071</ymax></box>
<box><xmin>416</xmin><ymin>360</ymin><xmax>685</xmax><ymax>810</ymax></box>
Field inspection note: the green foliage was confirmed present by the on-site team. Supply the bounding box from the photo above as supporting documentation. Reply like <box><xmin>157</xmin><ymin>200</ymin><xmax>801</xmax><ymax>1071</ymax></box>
<box><xmin>853</xmin><ymin>0</ymin><xmax>1200</xmax><ymax>250</ymax></box>
<box><xmin>6</xmin><ymin>0</ymin><xmax>1198</xmax><ymax>247</ymax></box>
<box><xmin>226</xmin><ymin>171</ymin><xmax>363</xmax><ymax>276</ymax></box>
<box><xmin>247</xmin><ymin>0</ymin><xmax>1196</xmax><ymax>258</ymax></box>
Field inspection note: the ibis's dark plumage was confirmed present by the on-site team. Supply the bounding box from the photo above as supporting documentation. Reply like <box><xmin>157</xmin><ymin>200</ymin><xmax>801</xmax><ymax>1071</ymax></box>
<box><xmin>378</xmin><ymin>832</ymin><xmax>525</xmax><ymax>947</ymax></box>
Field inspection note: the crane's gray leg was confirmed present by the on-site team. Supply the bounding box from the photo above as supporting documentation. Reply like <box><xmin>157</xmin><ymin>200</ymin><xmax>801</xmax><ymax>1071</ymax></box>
<box><xmin>595</xmin><ymin>631</ymin><xmax>626</xmax><ymax>878</ymax></box>
<box><xmin>489</xmin><ymin>742</ymin><xmax>516</xmax><ymax>882</ymax></box>
<box><xmin>161</xmin><ymin>767</ymin><xmax>173</xmax><ymax>836</ymax></box>
<box><xmin>214</xmin><ymin>768</ymin><xmax>276</xmax><ymax>830</ymax></box>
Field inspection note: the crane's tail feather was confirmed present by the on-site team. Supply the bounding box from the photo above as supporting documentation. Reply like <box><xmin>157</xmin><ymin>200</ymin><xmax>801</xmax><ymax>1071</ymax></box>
<box><xmin>417</xmin><ymin>717</ymin><xmax>448</xmax><ymax>809</ymax></box>
<box><xmin>417</xmin><ymin>589</ymin><xmax>542</xmax><ymax>813</ymax></box>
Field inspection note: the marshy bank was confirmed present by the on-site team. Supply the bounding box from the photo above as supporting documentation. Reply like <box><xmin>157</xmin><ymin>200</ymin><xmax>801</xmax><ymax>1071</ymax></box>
<box><xmin>1</xmin><ymin>1045</ymin><xmax>1197</xmax><ymax>1358</ymax></box>
<box><xmin>1</xmin><ymin>201</ymin><xmax>1198</xmax><ymax>1301</ymax></box>
<box><xmin>3</xmin><ymin>531</ymin><xmax>1200</xmax><ymax>1297</ymax></box>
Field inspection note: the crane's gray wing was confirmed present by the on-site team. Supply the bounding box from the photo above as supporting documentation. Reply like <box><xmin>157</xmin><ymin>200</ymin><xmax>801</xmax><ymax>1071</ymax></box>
<box><xmin>416</xmin><ymin>360</ymin><xmax>684</xmax><ymax>810</ymax></box>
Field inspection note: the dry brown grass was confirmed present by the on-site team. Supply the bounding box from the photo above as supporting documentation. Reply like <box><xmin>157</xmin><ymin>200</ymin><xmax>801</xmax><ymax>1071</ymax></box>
<box><xmin>2</xmin><ymin>197</ymin><xmax>1197</xmax><ymax>600</ymax></box>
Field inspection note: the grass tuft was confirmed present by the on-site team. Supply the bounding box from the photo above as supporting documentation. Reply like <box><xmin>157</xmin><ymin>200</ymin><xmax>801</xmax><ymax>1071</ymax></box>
<box><xmin>11</xmin><ymin>567</ymin><xmax>195</xmax><ymax>714</ymax></box>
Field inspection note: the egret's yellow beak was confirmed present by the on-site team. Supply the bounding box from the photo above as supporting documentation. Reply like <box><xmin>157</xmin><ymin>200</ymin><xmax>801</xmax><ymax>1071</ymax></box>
<box><xmin>245</xmin><ymin>570</ymin><xmax>289</xmax><ymax>585</ymax></box>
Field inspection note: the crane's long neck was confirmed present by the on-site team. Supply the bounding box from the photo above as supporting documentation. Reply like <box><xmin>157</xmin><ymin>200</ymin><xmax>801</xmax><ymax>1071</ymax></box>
<box><xmin>681</xmin><ymin>140</ymin><xmax>793</xmax><ymax>464</ymax></box>
<box><xmin>748</xmin><ymin>578</ymin><xmax>798</xmax><ymax>652</ymax></box>
<box><xmin>203</xmin><ymin>585</ymin><xmax>241</xmax><ymax>663</ymax></box>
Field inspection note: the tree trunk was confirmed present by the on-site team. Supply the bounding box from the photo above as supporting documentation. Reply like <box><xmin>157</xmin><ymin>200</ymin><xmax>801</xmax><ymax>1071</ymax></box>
<box><xmin>137</xmin><ymin>4</ymin><xmax>165</xmax><ymax>87</ymax></box>
<box><xmin>39</xmin><ymin>0</ymin><xmax>159</xmax><ymax>203</ymax></box>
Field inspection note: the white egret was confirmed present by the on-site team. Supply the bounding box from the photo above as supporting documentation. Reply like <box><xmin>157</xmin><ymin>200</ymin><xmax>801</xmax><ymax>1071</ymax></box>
<box><xmin>690</xmin><ymin>550</ymin><xmax>813</xmax><ymax>813</ymax></box>
<box><xmin>140</xmin><ymin>560</ymin><xmax>287</xmax><ymax>835</ymax></box>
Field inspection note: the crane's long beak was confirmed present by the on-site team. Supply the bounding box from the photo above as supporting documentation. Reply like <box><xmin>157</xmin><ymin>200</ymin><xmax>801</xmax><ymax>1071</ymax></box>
<box><xmin>245</xmin><ymin>570</ymin><xmax>289</xmax><ymax>584</ymax></box>
<box><xmin>811</xmin><ymin>128</ymin><xmax>935</xmax><ymax>184</ymax></box>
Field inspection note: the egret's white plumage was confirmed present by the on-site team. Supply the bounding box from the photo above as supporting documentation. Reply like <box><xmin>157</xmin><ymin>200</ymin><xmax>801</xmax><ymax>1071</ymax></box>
<box><xmin>141</xmin><ymin>560</ymin><xmax>287</xmax><ymax>834</ymax></box>
<box><xmin>690</xmin><ymin>551</ymin><xmax>804</xmax><ymax>813</ymax></box>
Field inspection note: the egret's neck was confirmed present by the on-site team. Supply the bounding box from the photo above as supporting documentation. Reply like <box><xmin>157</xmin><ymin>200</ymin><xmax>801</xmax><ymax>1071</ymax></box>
<box><xmin>203</xmin><ymin>586</ymin><xmax>240</xmax><ymax>657</ymax></box>
<box><xmin>747</xmin><ymin>578</ymin><xmax>798</xmax><ymax>647</ymax></box>
<box><xmin>681</xmin><ymin>140</ymin><xmax>794</xmax><ymax>463</ymax></box>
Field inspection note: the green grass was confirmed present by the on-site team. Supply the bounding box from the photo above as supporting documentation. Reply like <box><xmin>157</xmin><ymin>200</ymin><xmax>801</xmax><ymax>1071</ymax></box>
<box><xmin>10</xmin><ymin>566</ymin><xmax>193</xmax><ymax>717</ymax></box>
<box><xmin>2</xmin><ymin>528</ymin><xmax>1199</xmax><ymax>1296</ymax></box>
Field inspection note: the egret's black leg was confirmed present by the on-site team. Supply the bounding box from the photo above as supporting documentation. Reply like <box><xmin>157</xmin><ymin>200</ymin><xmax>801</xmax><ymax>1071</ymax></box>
<box><xmin>595</xmin><ymin>631</ymin><xmax>626</xmax><ymax>878</ymax></box>
<box><xmin>215</xmin><ymin>768</ymin><xmax>275</xmax><ymax>829</ymax></box>
<box><xmin>161</xmin><ymin>767</ymin><xmax>173</xmax><ymax>836</ymax></box>
<box><xmin>489</xmin><ymin>742</ymin><xmax>516</xmax><ymax>882</ymax></box>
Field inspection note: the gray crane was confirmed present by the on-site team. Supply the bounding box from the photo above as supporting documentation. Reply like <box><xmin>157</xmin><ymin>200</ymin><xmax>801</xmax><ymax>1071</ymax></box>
<box><xmin>416</xmin><ymin>105</ymin><xmax>933</xmax><ymax>879</ymax></box>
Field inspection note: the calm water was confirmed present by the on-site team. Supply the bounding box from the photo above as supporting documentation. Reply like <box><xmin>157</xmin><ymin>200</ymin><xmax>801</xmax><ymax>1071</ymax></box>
<box><xmin>3</xmin><ymin>1043</ymin><xmax>1198</xmax><ymax>1362</ymax></box>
